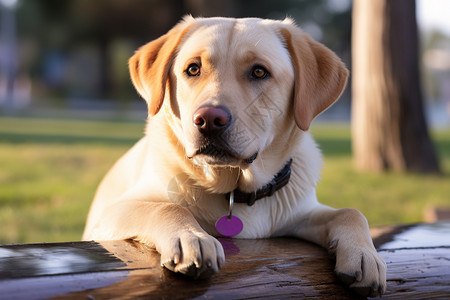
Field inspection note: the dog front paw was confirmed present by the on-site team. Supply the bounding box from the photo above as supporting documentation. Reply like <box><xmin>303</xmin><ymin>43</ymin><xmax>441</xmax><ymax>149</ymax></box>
<box><xmin>331</xmin><ymin>240</ymin><xmax>387</xmax><ymax>297</ymax></box>
<box><xmin>159</xmin><ymin>231</ymin><xmax>225</xmax><ymax>279</ymax></box>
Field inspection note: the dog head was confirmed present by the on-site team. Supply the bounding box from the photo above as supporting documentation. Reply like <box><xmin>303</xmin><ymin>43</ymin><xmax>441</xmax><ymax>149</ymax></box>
<box><xmin>129</xmin><ymin>16</ymin><xmax>348</xmax><ymax>169</ymax></box>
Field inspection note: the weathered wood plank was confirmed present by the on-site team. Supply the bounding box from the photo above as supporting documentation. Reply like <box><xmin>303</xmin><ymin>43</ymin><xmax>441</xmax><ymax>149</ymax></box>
<box><xmin>0</xmin><ymin>222</ymin><xmax>449</xmax><ymax>299</ymax></box>
<box><xmin>0</xmin><ymin>239</ymin><xmax>362</xmax><ymax>299</ymax></box>
<box><xmin>0</xmin><ymin>242</ymin><xmax>125</xmax><ymax>278</ymax></box>
<box><xmin>58</xmin><ymin>239</ymin><xmax>362</xmax><ymax>300</ymax></box>
<box><xmin>379</xmin><ymin>247</ymin><xmax>450</xmax><ymax>299</ymax></box>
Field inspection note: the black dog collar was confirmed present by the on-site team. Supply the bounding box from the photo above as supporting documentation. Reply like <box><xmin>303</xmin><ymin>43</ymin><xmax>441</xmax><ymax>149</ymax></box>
<box><xmin>227</xmin><ymin>159</ymin><xmax>293</xmax><ymax>206</ymax></box>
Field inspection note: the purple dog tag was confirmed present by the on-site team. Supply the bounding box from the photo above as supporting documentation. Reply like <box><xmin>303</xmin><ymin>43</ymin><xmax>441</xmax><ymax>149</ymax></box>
<box><xmin>215</xmin><ymin>215</ymin><xmax>243</xmax><ymax>237</ymax></box>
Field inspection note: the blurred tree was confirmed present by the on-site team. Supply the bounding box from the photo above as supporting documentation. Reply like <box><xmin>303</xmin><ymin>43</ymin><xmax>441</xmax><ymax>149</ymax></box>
<box><xmin>352</xmin><ymin>0</ymin><xmax>440</xmax><ymax>173</ymax></box>
<box><xmin>0</xmin><ymin>0</ymin><xmax>19</xmax><ymax>111</ymax></box>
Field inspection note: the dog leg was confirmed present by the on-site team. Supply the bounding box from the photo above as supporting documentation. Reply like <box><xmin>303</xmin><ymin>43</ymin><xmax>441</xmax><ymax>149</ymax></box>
<box><xmin>293</xmin><ymin>205</ymin><xmax>387</xmax><ymax>297</ymax></box>
<box><xmin>88</xmin><ymin>201</ymin><xmax>225</xmax><ymax>279</ymax></box>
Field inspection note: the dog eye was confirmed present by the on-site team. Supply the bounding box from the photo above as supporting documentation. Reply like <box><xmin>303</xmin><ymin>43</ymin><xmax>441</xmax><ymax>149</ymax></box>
<box><xmin>186</xmin><ymin>63</ymin><xmax>201</xmax><ymax>77</ymax></box>
<box><xmin>251</xmin><ymin>66</ymin><xmax>269</xmax><ymax>80</ymax></box>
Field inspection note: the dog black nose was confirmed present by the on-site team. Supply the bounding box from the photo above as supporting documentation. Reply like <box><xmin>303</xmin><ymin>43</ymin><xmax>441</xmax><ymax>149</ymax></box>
<box><xmin>193</xmin><ymin>106</ymin><xmax>232</xmax><ymax>135</ymax></box>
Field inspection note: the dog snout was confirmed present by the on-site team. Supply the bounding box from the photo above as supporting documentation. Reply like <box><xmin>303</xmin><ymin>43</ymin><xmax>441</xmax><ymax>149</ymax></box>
<box><xmin>193</xmin><ymin>106</ymin><xmax>232</xmax><ymax>135</ymax></box>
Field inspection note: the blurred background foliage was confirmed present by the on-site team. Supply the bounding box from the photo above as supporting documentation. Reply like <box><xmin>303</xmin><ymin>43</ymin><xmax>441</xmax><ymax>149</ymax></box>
<box><xmin>3</xmin><ymin>0</ymin><xmax>353</xmax><ymax>110</ymax></box>
<box><xmin>2</xmin><ymin>0</ymin><xmax>449</xmax><ymax>117</ymax></box>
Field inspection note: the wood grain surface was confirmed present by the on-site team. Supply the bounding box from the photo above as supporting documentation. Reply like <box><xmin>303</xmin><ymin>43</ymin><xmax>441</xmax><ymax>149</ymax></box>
<box><xmin>1</xmin><ymin>222</ymin><xmax>449</xmax><ymax>299</ymax></box>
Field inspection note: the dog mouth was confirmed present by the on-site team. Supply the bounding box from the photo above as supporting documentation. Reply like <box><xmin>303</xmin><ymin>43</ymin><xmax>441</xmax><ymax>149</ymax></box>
<box><xmin>188</xmin><ymin>143</ymin><xmax>258</xmax><ymax>166</ymax></box>
<box><xmin>197</xmin><ymin>143</ymin><xmax>234</xmax><ymax>158</ymax></box>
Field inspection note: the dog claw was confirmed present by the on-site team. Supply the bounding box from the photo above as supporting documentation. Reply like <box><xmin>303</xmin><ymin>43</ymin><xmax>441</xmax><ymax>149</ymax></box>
<box><xmin>378</xmin><ymin>284</ymin><xmax>385</xmax><ymax>295</ymax></box>
<box><xmin>173</xmin><ymin>254</ymin><xmax>180</xmax><ymax>265</ymax></box>
<box><xmin>328</xmin><ymin>239</ymin><xmax>338</xmax><ymax>250</ymax></box>
<box><xmin>355</xmin><ymin>270</ymin><xmax>362</xmax><ymax>282</ymax></box>
<box><xmin>205</xmin><ymin>259</ymin><xmax>211</xmax><ymax>268</ymax></box>
<box><xmin>218</xmin><ymin>257</ymin><xmax>225</xmax><ymax>269</ymax></box>
<box><xmin>194</xmin><ymin>257</ymin><xmax>201</xmax><ymax>268</ymax></box>
<box><xmin>337</xmin><ymin>272</ymin><xmax>356</xmax><ymax>285</ymax></box>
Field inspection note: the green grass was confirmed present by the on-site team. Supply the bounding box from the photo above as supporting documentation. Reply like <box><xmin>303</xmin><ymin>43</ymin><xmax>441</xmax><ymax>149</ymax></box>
<box><xmin>0</xmin><ymin>117</ymin><xmax>144</xmax><ymax>244</ymax></box>
<box><xmin>0</xmin><ymin>117</ymin><xmax>449</xmax><ymax>244</ymax></box>
<box><xmin>312</xmin><ymin>124</ymin><xmax>450</xmax><ymax>227</ymax></box>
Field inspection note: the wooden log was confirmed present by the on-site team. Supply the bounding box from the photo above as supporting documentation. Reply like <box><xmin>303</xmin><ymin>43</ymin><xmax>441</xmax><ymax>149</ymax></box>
<box><xmin>1</xmin><ymin>222</ymin><xmax>449</xmax><ymax>299</ymax></box>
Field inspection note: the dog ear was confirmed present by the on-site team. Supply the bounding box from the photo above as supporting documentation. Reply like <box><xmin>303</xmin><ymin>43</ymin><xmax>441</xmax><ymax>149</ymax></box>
<box><xmin>129</xmin><ymin>20</ymin><xmax>193</xmax><ymax>116</ymax></box>
<box><xmin>279</xmin><ymin>24</ymin><xmax>349</xmax><ymax>131</ymax></box>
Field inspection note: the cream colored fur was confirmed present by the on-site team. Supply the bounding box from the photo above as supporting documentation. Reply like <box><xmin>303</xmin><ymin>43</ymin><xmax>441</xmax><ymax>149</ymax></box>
<box><xmin>83</xmin><ymin>16</ymin><xmax>386</xmax><ymax>297</ymax></box>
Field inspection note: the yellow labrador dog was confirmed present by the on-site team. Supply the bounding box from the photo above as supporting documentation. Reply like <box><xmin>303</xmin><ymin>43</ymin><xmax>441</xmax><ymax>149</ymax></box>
<box><xmin>83</xmin><ymin>16</ymin><xmax>386</xmax><ymax>297</ymax></box>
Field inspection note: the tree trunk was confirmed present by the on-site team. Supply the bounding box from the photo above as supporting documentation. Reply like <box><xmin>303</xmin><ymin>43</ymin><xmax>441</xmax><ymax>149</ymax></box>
<box><xmin>351</xmin><ymin>0</ymin><xmax>440</xmax><ymax>173</ymax></box>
